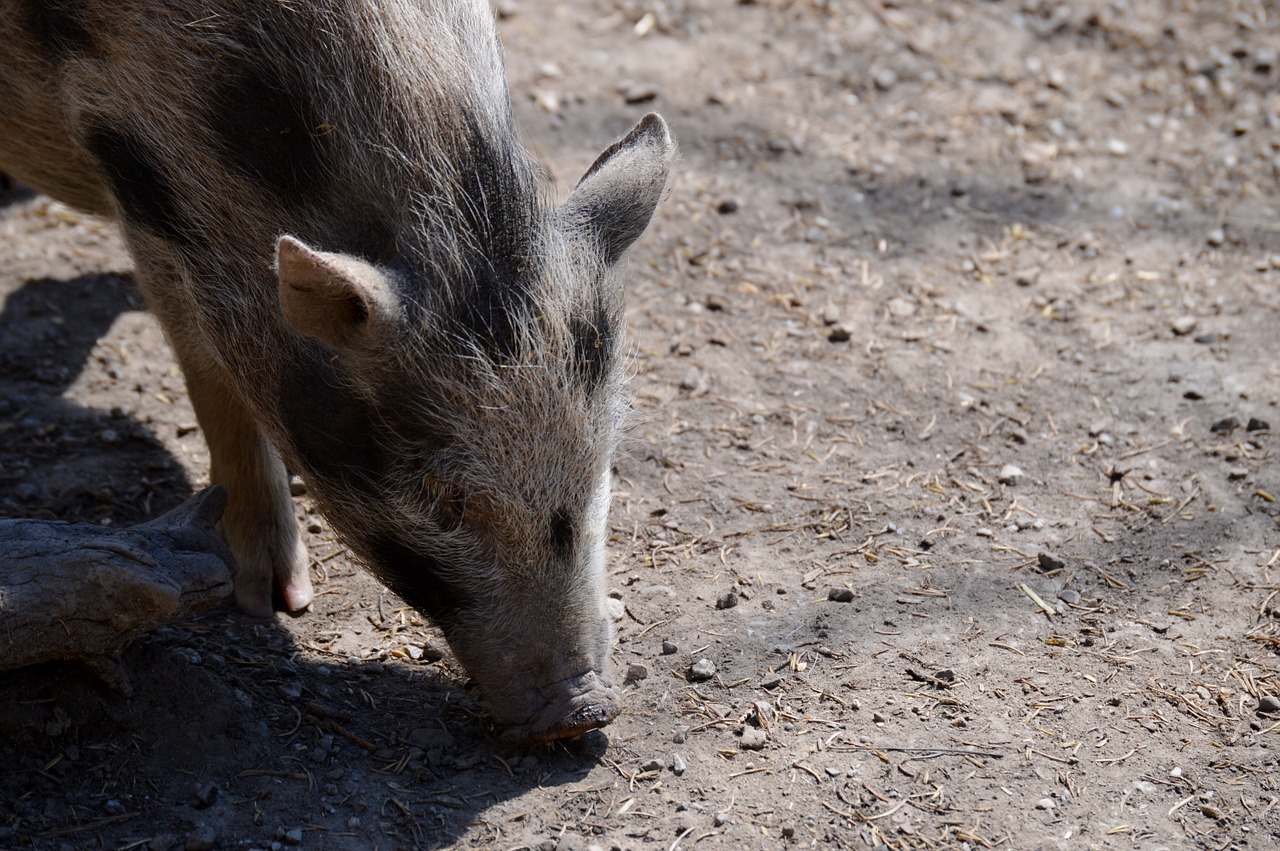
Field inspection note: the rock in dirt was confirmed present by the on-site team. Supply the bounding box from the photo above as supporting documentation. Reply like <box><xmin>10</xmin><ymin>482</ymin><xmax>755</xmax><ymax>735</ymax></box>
<box><xmin>997</xmin><ymin>464</ymin><xmax>1025</xmax><ymax>485</ymax></box>
<box><xmin>184</xmin><ymin>825</ymin><xmax>217</xmax><ymax>851</ymax></box>
<box><xmin>1014</xmin><ymin>267</ymin><xmax>1041</xmax><ymax>287</ymax></box>
<box><xmin>827</xmin><ymin>587</ymin><xmax>854</xmax><ymax>603</ymax></box>
<box><xmin>1210</xmin><ymin>416</ymin><xmax>1238</xmax><ymax>433</ymax></box>
<box><xmin>1057</xmin><ymin>588</ymin><xmax>1081</xmax><ymax>605</ymax></box>
<box><xmin>1257</xmin><ymin>695</ymin><xmax>1280</xmax><ymax>715</ymax></box>
<box><xmin>1037</xmin><ymin>552</ymin><xmax>1066</xmax><ymax>572</ymax></box>
<box><xmin>689</xmin><ymin>658</ymin><xmax>717</xmax><ymax>681</ymax></box>
<box><xmin>827</xmin><ymin>324</ymin><xmax>853</xmax><ymax>343</ymax></box>
<box><xmin>617</xmin><ymin>80</ymin><xmax>659</xmax><ymax>104</ymax></box>
<box><xmin>672</xmin><ymin>752</ymin><xmax>687</xmax><ymax>775</ymax></box>
<box><xmin>739</xmin><ymin>726</ymin><xmax>768</xmax><ymax>750</ymax></box>
<box><xmin>716</xmin><ymin>592</ymin><xmax>738</xmax><ymax>610</ymax></box>
<box><xmin>1247</xmin><ymin>418</ymin><xmax>1270</xmax><ymax>432</ymax></box>
<box><xmin>1171</xmin><ymin>316</ymin><xmax>1199</xmax><ymax>336</ymax></box>
<box><xmin>661</xmin><ymin>640</ymin><xmax>678</xmax><ymax>655</ymax></box>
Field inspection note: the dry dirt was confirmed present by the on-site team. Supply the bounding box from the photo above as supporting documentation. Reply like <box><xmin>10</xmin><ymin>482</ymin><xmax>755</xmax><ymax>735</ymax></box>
<box><xmin>3</xmin><ymin>1</ymin><xmax>1280</xmax><ymax>849</ymax></box>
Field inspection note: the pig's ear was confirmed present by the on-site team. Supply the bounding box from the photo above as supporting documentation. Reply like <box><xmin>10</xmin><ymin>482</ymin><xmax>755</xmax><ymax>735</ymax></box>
<box><xmin>275</xmin><ymin>236</ymin><xmax>401</xmax><ymax>348</ymax></box>
<box><xmin>563</xmin><ymin>113</ymin><xmax>675</xmax><ymax>265</ymax></box>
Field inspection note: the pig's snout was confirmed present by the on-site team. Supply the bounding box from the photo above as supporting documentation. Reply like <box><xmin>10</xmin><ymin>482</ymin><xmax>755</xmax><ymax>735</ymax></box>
<box><xmin>499</xmin><ymin>670</ymin><xmax>622</xmax><ymax>745</ymax></box>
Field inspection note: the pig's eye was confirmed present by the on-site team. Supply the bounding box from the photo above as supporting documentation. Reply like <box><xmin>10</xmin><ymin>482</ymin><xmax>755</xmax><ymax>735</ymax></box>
<box><xmin>424</xmin><ymin>476</ymin><xmax>468</xmax><ymax>526</ymax></box>
<box><xmin>549</xmin><ymin>507</ymin><xmax>575</xmax><ymax>556</ymax></box>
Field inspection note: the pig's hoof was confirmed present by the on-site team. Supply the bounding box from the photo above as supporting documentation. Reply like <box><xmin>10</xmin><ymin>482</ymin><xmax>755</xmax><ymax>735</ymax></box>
<box><xmin>272</xmin><ymin>537</ymin><xmax>314</xmax><ymax>613</ymax></box>
<box><xmin>276</xmin><ymin>576</ymin><xmax>314</xmax><ymax>613</ymax></box>
<box><xmin>500</xmin><ymin>672</ymin><xmax>622</xmax><ymax>745</ymax></box>
<box><xmin>234</xmin><ymin>539</ymin><xmax>312</xmax><ymax>616</ymax></box>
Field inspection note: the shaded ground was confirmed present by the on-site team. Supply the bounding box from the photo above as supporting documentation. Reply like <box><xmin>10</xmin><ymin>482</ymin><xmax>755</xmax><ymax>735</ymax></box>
<box><xmin>2</xmin><ymin>0</ymin><xmax>1280</xmax><ymax>848</ymax></box>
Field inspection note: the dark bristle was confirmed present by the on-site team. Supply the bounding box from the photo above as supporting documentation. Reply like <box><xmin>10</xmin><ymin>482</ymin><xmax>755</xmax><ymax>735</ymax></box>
<box><xmin>84</xmin><ymin>124</ymin><xmax>191</xmax><ymax>246</ymax></box>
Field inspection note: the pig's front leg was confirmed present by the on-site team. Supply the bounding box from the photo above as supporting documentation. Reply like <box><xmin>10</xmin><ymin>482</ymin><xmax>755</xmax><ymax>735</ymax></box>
<box><xmin>167</xmin><ymin>334</ymin><xmax>313</xmax><ymax>617</ymax></box>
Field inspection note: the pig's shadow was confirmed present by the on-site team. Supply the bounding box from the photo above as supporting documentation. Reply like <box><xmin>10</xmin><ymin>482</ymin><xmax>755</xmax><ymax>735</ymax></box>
<box><xmin>0</xmin><ymin>272</ymin><xmax>193</xmax><ymax>524</ymax></box>
<box><xmin>0</xmin><ymin>271</ymin><xmax>605</xmax><ymax>846</ymax></box>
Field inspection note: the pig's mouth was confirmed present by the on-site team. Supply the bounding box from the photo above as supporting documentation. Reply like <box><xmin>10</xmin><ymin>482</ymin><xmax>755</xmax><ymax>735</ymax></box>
<box><xmin>498</xmin><ymin>670</ymin><xmax>622</xmax><ymax>745</ymax></box>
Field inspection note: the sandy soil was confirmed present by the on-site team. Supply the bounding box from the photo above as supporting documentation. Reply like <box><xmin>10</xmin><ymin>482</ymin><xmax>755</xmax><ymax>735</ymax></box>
<box><xmin>2</xmin><ymin>1</ymin><xmax>1280</xmax><ymax>849</ymax></box>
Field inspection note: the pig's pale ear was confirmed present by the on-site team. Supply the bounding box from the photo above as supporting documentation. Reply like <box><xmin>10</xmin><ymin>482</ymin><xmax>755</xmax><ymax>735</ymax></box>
<box><xmin>563</xmin><ymin>113</ymin><xmax>675</xmax><ymax>265</ymax></box>
<box><xmin>275</xmin><ymin>236</ymin><xmax>400</xmax><ymax>348</ymax></box>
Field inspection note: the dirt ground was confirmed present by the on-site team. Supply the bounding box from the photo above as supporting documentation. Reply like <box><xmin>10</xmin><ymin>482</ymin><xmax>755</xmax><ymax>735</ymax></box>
<box><xmin>3</xmin><ymin>0</ymin><xmax>1280</xmax><ymax>848</ymax></box>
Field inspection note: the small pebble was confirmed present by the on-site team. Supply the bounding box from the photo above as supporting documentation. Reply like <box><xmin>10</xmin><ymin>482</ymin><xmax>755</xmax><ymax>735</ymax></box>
<box><xmin>827</xmin><ymin>587</ymin><xmax>854</xmax><ymax>603</ymax></box>
<box><xmin>689</xmin><ymin>659</ymin><xmax>716</xmax><ymax>681</ymax></box>
<box><xmin>739</xmin><ymin>726</ymin><xmax>768</xmax><ymax>750</ymax></box>
<box><xmin>626</xmin><ymin>662</ymin><xmax>649</xmax><ymax>682</ymax></box>
<box><xmin>606</xmin><ymin>598</ymin><xmax>625</xmax><ymax>621</ymax></box>
<box><xmin>618</xmin><ymin>80</ymin><xmax>658</xmax><ymax>104</ymax></box>
<box><xmin>1169</xmin><ymin>766</ymin><xmax>1183</xmax><ymax>778</ymax></box>
<box><xmin>192</xmin><ymin>782</ymin><xmax>218</xmax><ymax>809</ymax></box>
<box><xmin>760</xmin><ymin>672</ymin><xmax>783</xmax><ymax>689</ymax></box>
<box><xmin>1014</xmin><ymin>267</ymin><xmax>1040</xmax><ymax>287</ymax></box>
<box><xmin>1209</xmin><ymin>416</ymin><xmax>1238</xmax><ymax>433</ymax></box>
<box><xmin>673</xmin><ymin>725</ymin><xmax>690</xmax><ymax>744</ymax></box>
<box><xmin>1247</xmin><ymin>418</ymin><xmax>1270</xmax><ymax>432</ymax></box>
<box><xmin>997</xmin><ymin>464</ymin><xmax>1024</xmax><ymax>485</ymax></box>
<box><xmin>1057</xmin><ymin>588</ymin><xmax>1081</xmax><ymax>605</ymax></box>
<box><xmin>1206</xmin><ymin>227</ymin><xmax>1226</xmax><ymax>247</ymax></box>
<box><xmin>1036</xmin><ymin>798</ymin><xmax>1056</xmax><ymax>811</ymax></box>
<box><xmin>284</xmin><ymin>828</ymin><xmax>304</xmax><ymax>846</ymax></box>
<box><xmin>874</xmin><ymin>68</ymin><xmax>898</xmax><ymax>90</ymax></box>
<box><xmin>185</xmin><ymin>826</ymin><xmax>217</xmax><ymax>851</ymax></box>
<box><xmin>1037</xmin><ymin>552</ymin><xmax>1065</xmax><ymax>571</ymax></box>
<box><xmin>1228</xmin><ymin>468</ymin><xmax>1248</xmax><ymax>480</ymax></box>
<box><xmin>1106</xmin><ymin>138</ymin><xmax>1129</xmax><ymax>156</ymax></box>
<box><xmin>661</xmin><ymin>640</ymin><xmax>678</xmax><ymax>655</ymax></box>
<box><xmin>715</xmin><ymin>592</ymin><xmax>738</xmax><ymax>610</ymax></box>
<box><xmin>716</xmin><ymin>196</ymin><xmax>741</xmax><ymax>214</ymax></box>
<box><xmin>1171</xmin><ymin>316</ymin><xmax>1198</xmax><ymax>336</ymax></box>
<box><xmin>672</xmin><ymin>752</ymin><xmax>687</xmax><ymax>775</ymax></box>
<box><xmin>827</xmin><ymin>324</ymin><xmax>852</xmax><ymax>343</ymax></box>
<box><xmin>640</xmin><ymin>758</ymin><xmax>664</xmax><ymax>773</ymax></box>
<box><xmin>1257</xmin><ymin>695</ymin><xmax>1280</xmax><ymax>714</ymax></box>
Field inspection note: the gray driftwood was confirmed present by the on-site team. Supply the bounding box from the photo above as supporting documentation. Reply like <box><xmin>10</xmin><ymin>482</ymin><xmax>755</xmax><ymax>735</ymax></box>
<box><xmin>0</xmin><ymin>486</ymin><xmax>236</xmax><ymax>693</ymax></box>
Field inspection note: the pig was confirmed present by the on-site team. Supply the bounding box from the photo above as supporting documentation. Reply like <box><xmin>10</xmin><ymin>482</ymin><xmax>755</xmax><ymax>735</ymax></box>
<box><xmin>0</xmin><ymin>0</ymin><xmax>674</xmax><ymax>743</ymax></box>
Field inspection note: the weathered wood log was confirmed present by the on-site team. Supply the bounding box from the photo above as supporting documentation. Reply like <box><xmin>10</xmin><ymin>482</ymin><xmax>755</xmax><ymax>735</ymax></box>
<box><xmin>0</xmin><ymin>486</ymin><xmax>237</xmax><ymax>694</ymax></box>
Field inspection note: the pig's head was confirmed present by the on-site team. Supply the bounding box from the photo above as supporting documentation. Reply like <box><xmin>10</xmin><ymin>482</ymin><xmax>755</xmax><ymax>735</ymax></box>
<box><xmin>270</xmin><ymin>114</ymin><xmax>675</xmax><ymax>744</ymax></box>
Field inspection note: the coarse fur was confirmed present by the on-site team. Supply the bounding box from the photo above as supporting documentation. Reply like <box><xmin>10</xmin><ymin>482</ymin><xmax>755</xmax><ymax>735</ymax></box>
<box><xmin>0</xmin><ymin>0</ymin><xmax>674</xmax><ymax>740</ymax></box>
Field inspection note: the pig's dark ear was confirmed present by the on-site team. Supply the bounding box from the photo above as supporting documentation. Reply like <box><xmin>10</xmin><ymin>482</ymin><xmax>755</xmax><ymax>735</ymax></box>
<box><xmin>563</xmin><ymin>113</ymin><xmax>675</xmax><ymax>265</ymax></box>
<box><xmin>275</xmin><ymin>236</ymin><xmax>401</xmax><ymax>348</ymax></box>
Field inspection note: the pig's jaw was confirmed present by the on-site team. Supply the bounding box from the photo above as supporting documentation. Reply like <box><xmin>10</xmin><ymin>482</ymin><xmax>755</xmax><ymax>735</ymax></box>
<box><xmin>497</xmin><ymin>669</ymin><xmax>622</xmax><ymax>745</ymax></box>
